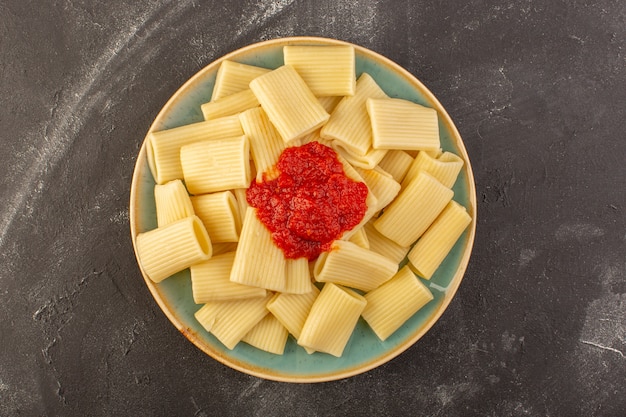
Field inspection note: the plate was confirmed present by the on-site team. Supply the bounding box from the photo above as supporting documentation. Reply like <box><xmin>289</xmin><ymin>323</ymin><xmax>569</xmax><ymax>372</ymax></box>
<box><xmin>129</xmin><ymin>37</ymin><xmax>476</xmax><ymax>382</ymax></box>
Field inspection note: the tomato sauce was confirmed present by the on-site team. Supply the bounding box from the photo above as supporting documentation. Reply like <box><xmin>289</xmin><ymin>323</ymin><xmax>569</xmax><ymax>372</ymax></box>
<box><xmin>246</xmin><ymin>141</ymin><xmax>369</xmax><ymax>261</ymax></box>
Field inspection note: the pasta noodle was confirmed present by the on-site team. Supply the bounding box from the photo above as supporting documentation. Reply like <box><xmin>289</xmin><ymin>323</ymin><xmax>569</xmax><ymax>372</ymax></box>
<box><xmin>136</xmin><ymin>215</ymin><xmax>212</xmax><ymax>283</ymax></box>
<box><xmin>190</xmin><ymin>191</ymin><xmax>241</xmax><ymax>243</ymax></box>
<box><xmin>242</xmin><ymin>313</ymin><xmax>289</xmax><ymax>355</ymax></box>
<box><xmin>377</xmin><ymin>150</ymin><xmax>414</xmax><ymax>183</ymax></box>
<box><xmin>407</xmin><ymin>200</ymin><xmax>472</xmax><ymax>279</ymax></box>
<box><xmin>267</xmin><ymin>284</ymin><xmax>320</xmax><ymax>351</ymax></box>
<box><xmin>401</xmin><ymin>150</ymin><xmax>464</xmax><ymax>190</ymax></box>
<box><xmin>211</xmin><ymin>60</ymin><xmax>270</xmax><ymax>100</ymax></box>
<box><xmin>238</xmin><ymin>107</ymin><xmax>286</xmax><ymax>180</ymax></box>
<box><xmin>249</xmin><ymin>65</ymin><xmax>330</xmax><ymax>143</ymax></box>
<box><xmin>362</xmin><ymin>266</ymin><xmax>434</xmax><ymax>341</ymax></box>
<box><xmin>154</xmin><ymin>179</ymin><xmax>195</xmax><ymax>227</ymax></box>
<box><xmin>201</xmin><ymin>88</ymin><xmax>259</xmax><ymax>121</ymax></box>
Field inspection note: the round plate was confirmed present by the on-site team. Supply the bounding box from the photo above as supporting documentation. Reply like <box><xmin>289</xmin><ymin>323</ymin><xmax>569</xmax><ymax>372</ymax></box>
<box><xmin>129</xmin><ymin>37</ymin><xmax>476</xmax><ymax>383</ymax></box>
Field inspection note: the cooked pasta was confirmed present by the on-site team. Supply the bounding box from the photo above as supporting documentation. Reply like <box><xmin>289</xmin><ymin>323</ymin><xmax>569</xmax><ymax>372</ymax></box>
<box><xmin>407</xmin><ymin>200</ymin><xmax>472</xmax><ymax>279</ymax></box>
<box><xmin>267</xmin><ymin>284</ymin><xmax>320</xmax><ymax>343</ymax></box>
<box><xmin>242</xmin><ymin>313</ymin><xmax>289</xmax><ymax>355</ymax></box>
<box><xmin>190</xmin><ymin>252</ymin><xmax>266</xmax><ymax>303</ymax></box>
<box><xmin>362</xmin><ymin>266</ymin><xmax>434</xmax><ymax>341</ymax></box>
<box><xmin>190</xmin><ymin>191</ymin><xmax>241</xmax><ymax>243</ymax></box>
<box><xmin>201</xmin><ymin>89</ymin><xmax>259</xmax><ymax>120</ymax></box>
<box><xmin>135</xmin><ymin>215</ymin><xmax>212</xmax><ymax>283</ymax></box>
<box><xmin>378</xmin><ymin>150</ymin><xmax>414</xmax><ymax>183</ymax></box>
<box><xmin>401</xmin><ymin>151</ymin><xmax>464</xmax><ymax>190</ymax></box>
<box><xmin>180</xmin><ymin>135</ymin><xmax>251</xmax><ymax>195</ymax></box>
<box><xmin>211</xmin><ymin>60</ymin><xmax>270</xmax><ymax>100</ymax></box>
<box><xmin>374</xmin><ymin>171</ymin><xmax>453</xmax><ymax>247</ymax></box>
<box><xmin>298</xmin><ymin>283</ymin><xmax>366</xmax><ymax>357</ymax></box>
<box><xmin>238</xmin><ymin>107</ymin><xmax>286</xmax><ymax>180</ymax></box>
<box><xmin>363</xmin><ymin>221</ymin><xmax>410</xmax><ymax>264</ymax></box>
<box><xmin>283</xmin><ymin>45</ymin><xmax>356</xmax><ymax>96</ymax></box>
<box><xmin>250</xmin><ymin>65</ymin><xmax>330</xmax><ymax>143</ymax></box>
<box><xmin>154</xmin><ymin>179</ymin><xmax>195</xmax><ymax>227</ymax></box>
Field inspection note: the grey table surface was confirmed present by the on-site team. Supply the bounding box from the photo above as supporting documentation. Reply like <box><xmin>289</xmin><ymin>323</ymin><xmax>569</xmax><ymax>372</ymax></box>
<box><xmin>1</xmin><ymin>1</ymin><xmax>625</xmax><ymax>416</ymax></box>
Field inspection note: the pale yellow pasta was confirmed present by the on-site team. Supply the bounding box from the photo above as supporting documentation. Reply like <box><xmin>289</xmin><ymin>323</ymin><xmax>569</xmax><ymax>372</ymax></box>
<box><xmin>230</xmin><ymin>207</ymin><xmax>286</xmax><ymax>291</ymax></box>
<box><xmin>407</xmin><ymin>200</ymin><xmax>472</xmax><ymax>279</ymax></box>
<box><xmin>374</xmin><ymin>171</ymin><xmax>453</xmax><ymax>247</ymax></box>
<box><xmin>362</xmin><ymin>266</ymin><xmax>434</xmax><ymax>341</ymax></box>
<box><xmin>401</xmin><ymin>151</ymin><xmax>464</xmax><ymax>190</ymax></box>
<box><xmin>232</xmin><ymin>188</ymin><xmax>249</xmax><ymax>225</ymax></box>
<box><xmin>194</xmin><ymin>293</ymin><xmax>273</xmax><ymax>350</ymax></box>
<box><xmin>135</xmin><ymin>215</ymin><xmax>212</xmax><ymax>283</ymax></box>
<box><xmin>363</xmin><ymin>221</ymin><xmax>410</xmax><ymax>264</ymax></box>
<box><xmin>211</xmin><ymin>60</ymin><xmax>270</xmax><ymax>100</ymax></box>
<box><xmin>318</xmin><ymin>96</ymin><xmax>342</xmax><ymax>113</ymax></box>
<box><xmin>283</xmin><ymin>45</ymin><xmax>355</xmax><ymax>96</ymax></box>
<box><xmin>190</xmin><ymin>252</ymin><xmax>266</xmax><ymax>303</ymax></box>
<box><xmin>239</xmin><ymin>107</ymin><xmax>286</xmax><ymax>179</ymax></box>
<box><xmin>154</xmin><ymin>179</ymin><xmax>195</xmax><ymax>227</ymax></box>
<box><xmin>331</xmin><ymin>141</ymin><xmax>388</xmax><ymax>169</ymax></box>
<box><xmin>201</xmin><ymin>89</ymin><xmax>259</xmax><ymax>120</ymax></box>
<box><xmin>367</xmin><ymin>98</ymin><xmax>440</xmax><ymax>151</ymax></box>
<box><xmin>321</xmin><ymin>73</ymin><xmax>388</xmax><ymax>156</ymax></box>
<box><xmin>211</xmin><ymin>242</ymin><xmax>238</xmax><ymax>256</ymax></box>
<box><xmin>146</xmin><ymin>115</ymin><xmax>243</xmax><ymax>184</ymax></box>
<box><xmin>250</xmin><ymin>65</ymin><xmax>330</xmax><ymax>143</ymax></box>
<box><xmin>242</xmin><ymin>313</ymin><xmax>289</xmax><ymax>355</ymax></box>
<box><xmin>181</xmin><ymin>135</ymin><xmax>251</xmax><ymax>195</ymax></box>
<box><xmin>378</xmin><ymin>150</ymin><xmax>414</xmax><ymax>183</ymax></box>
<box><xmin>298</xmin><ymin>283</ymin><xmax>366</xmax><ymax>357</ymax></box>
<box><xmin>190</xmin><ymin>191</ymin><xmax>241</xmax><ymax>243</ymax></box>
<box><xmin>354</xmin><ymin>166</ymin><xmax>401</xmax><ymax>213</ymax></box>
<box><xmin>284</xmin><ymin>258</ymin><xmax>312</xmax><ymax>294</ymax></box>
<box><xmin>348</xmin><ymin>227</ymin><xmax>370</xmax><ymax>249</ymax></box>
<box><xmin>267</xmin><ymin>284</ymin><xmax>320</xmax><ymax>344</ymax></box>
<box><xmin>314</xmin><ymin>240</ymin><xmax>397</xmax><ymax>292</ymax></box>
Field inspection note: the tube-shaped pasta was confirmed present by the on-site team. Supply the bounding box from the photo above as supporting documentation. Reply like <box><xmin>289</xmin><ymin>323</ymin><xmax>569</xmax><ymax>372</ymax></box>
<box><xmin>211</xmin><ymin>60</ymin><xmax>270</xmax><ymax>100</ymax></box>
<box><xmin>190</xmin><ymin>252</ymin><xmax>266</xmax><ymax>303</ymax></box>
<box><xmin>242</xmin><ymin>314</ymin><xmax>289</xmax><ymax>355</ymax></box>
<box><xmin>154</xmin><ymin>180</ymin><xmax>195</xmax><ymax>227</ymax></box>
<box><xmin>354</xmin><ymin>166</ymin><xmax>401</xmax><ymax>213</ymax></box>
<box><xmin>146</xmin><ymin>115</ymin><xmax>243</xmax><ymax>184</ymax></box>
<box><xmin>298</xmin><ymin>283</ymin><xmax>366</xmax><ymax>357</ymax></box>
<box><xmin>181</xmin><ymin>136</ymin><xmax>251</xmax><ymax>195</ymax></box>
<box><xmin>190</xmin><ymin>191</ymin><xmax>241</xmax><ymax>243</ymax></box>
<box><xmin>348</xmin><ymin>227</ymin><xmax>370</xmax><ymax>249</ymax></box>
<box><xmin>239</xmin><ymin>107</ymin><xmax>286</xmax><ymax>180</ymax></box>
<box><xmin>331</xmin><ymin>141</ymin><xmax>388</xmax><ymax>170</ymax></box>
<box><xmin>232</xmin><ymin>188</ymin><xmax>249</xmax><ymax>226</ymax></box>
<box><xmin>318</xmin><ymin>96</ymin><xmax>342</xmax><ymax>113</ymax></box>
<box><xmin>284</xmin><ymin>258</ymin><xmax>312</xmax><ymax>294</ymax></box>
<box><xmin>363</xmin><ymin>222</ymin><xmax>410</xmax><ymax>264</ymax></box>
<box><xmin>314</xmin><ymin>240</ymin><xmax>398</xmax><ymax>292</ymax></box>
<box><xmin>321</xmin><ymin>73</ymin><xmax>388</xmax><ymax>156</ymax></box>
<box><xmin>267</xmin><ymin>284</ymin><xmax>320</xmax><ymax>343</ymax></box>
<box><xmin>377</xmin><ymin>150</ymin><xmax>414</xmax><ymax>183</ymax></box>
<box><xmin>135</xmin><ymin>215</ymin><xmax>212</xmax><ymax>283</ymax></box>
<box><xmin>362</xmin><ymin>266</ymin><xmax>434</xmax><ymax>341</ymax></box>
<box><xmin>283</xmin><ymin>45</ymin><xmax>356</xmax><ymax>96</ymax></box>
<box><xmin>407</xmin><ymin>200</ymin><xmax>472</xmax><ymax>279</ymax></box>
<box><xmin>194</xmin><ymin>292</ymin><xmax>273</xmax><ymax>350</ymax></box>
<box><xmin>201</xmin><ymin>89</ymin><xmax>259</xmax><ymax>120</ymax></box>
<box><xmin>250</xmin><ymin>65</ymin><xmax>330</xmax><ymax>143</ymax></box>
<box><xmin>230</xmin><ymin>207</ymin><xmax>286</xmax><ymax>291</ymax></box>
<box><xmin>367</xmin><ymin>98</ymin><xmax>440</xmax><ymax>151</ymax></box>
<box><xmin>401</xmin><ymin>151</ymin><xmax>464</xmax><ymax>190</ymax></box>
<box><xmin>374</xmin><ymin>171</ymin><xmax>453</xmax><ymax>247</ymax></box>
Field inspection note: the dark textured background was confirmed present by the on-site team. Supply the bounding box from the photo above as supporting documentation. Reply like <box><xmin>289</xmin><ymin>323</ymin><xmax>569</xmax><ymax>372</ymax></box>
<box><xmin>1</xmin><ymin>1</ymin><xmax>625</xmax><ymax>416</ymax></box>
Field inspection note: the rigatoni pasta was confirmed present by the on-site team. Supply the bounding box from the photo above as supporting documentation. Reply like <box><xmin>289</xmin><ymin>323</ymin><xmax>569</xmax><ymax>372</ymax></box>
<box><xmin>201</xmin><ymin>89</ymin><xmax>259</xmax><ymax>120</ymax></box>
<box><xmin>190</xmin><ymin>191</ymin><xmax>241</xmax><ymax>243</ymax></box>
<box><xmin>211</xmin><ymin>60</ymin><xmax>270</xmax><ymax>100</ymax></box>
<box><xmin>242</xmin><ymin>313</ymin><xmax>289</xmax><ymax>355</ymax></box>
<box><xmin>154</xmin><ymin>179</ymin><xmax>195</xmax><ymax>227</ymax></box>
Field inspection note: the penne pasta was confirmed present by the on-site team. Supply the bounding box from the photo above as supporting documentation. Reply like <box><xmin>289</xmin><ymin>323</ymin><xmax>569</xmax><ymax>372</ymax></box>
<box><xmin>180</xmin><ymin>135</ymin><xmax>251</xmax><ymax>195</ymax></box>
<box><xmin>194</xmin><ymin>292</ymin><xmax>273</xmax><ymax>350</ymax></box>
<box><xmin>242</xmin><ymin>313</ymin><xmax>289</xmax><ymax>355</ymax></box>
<box><xmin>201</xmin><ymin>89</ymin><xmax>259</xmax><ymax>120</ymax></box>
<box><xmin>238</xmin><ymin>107</ymin><xmax>286</xmax><ymax>180</ymax></box>
<box><xmin>401</xmin><ymin>151</ymin><xmax>464</xmax><ymax>190</ymax></box>
<box><xmin>314</xmin><ymin>240</ymin><xmax>398</xmax><ymax>292</ymax></box>
<box><xmin>407</xmin><ymin>200</ymin><xmax>472</xmax><ymax>279</ymax></box>
<box><xmin>146</xmin><ymin>115</ymin><xmax>243</xmax><ymax>184</ymax></box>
<box><xmin>321</xmin><ymin>73</ymin><xmax>388</xmax><ymax>156</ymax></box>
<box><xmin>298</xmin><ymin>283</ymin><xmax>366</xmax><ymax>357</ymax></box>
<box><xmin>362</xmin><ymin>266</ymin><xmax>434</xmax><ymax>341</ymax></box>
<box><xmin>374</xmin><ymin>171</ymin><xmax>453</xmax><ymax>247</ymax></box>
<box><xmin>230</xmin><ymin>207</ymin><xmax>286</xmax><ymax>291</ymax></box>
<box><xmin>250</xmin><ymin>65</ymin><xmax>330</xmax><ymax>143</ymax></box>
<box><xmin>135</xmin><ymin>215</ymin><xmax>212</xmax><ymax>283</ymax></box>
<box><xmin>190</xmin><ymin>191</ymin><xmax>241</xmax><ymax>243</ymax></box>
<box><xmin>367</xmin><ymin>97</ymin><xmax>440</xmax><ymax>151</ymax></box>
<box><xmin>154</xmin><ymin>179</ymin><xmax>195</xmax><ymax>227</ymax></box>
<box><xmin>377</xmin><ymin>150</ymin><xmax>414</xmax><ymax>183</ymax></box>
<box><xmin>211</xmin><ymin>60</ymin><xmax>270</xmax><ymax>100</ymax></box>
<box><xmin>190</xmin><ymin>252</ymin><xmax>266</xmax><ymax>303</ymax></box>
<box><xmin>283</xmin><ymin>45</ymin><xmax>356</xmax><ymax>96</ymax></box>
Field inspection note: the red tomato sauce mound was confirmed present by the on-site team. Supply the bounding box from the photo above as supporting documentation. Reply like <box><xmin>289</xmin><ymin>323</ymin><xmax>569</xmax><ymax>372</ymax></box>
<box><xmin>246</xmin><ymin>141</ymin><xmax>369</xmax><ymax>261</ymax></box>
